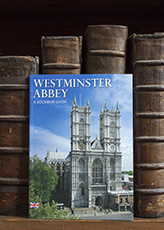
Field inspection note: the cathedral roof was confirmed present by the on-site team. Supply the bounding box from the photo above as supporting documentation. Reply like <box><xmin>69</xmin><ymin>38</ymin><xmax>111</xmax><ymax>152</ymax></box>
<box><xmin>47</xmin><ymin>150</ymin><xmax>68</xmax><ymax>160</ymax></box>
<box><xmin>91</xmin><ymin>137</ymin><xmax>103</xmax><ymax>150</ymax></box>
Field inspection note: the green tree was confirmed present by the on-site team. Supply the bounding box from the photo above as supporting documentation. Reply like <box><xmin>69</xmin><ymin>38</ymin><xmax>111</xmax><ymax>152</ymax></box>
<box><xmin>29</xmin><ymin>154</ymin><xmax>58</xmax><ymax>203</ymax></box>
<box><xmin>125</xmin><ymin>170</ymin><xmax>133</xmax><ymax>175</ymax></box>
<box><xmin>29</xmin><ymin>155</ymin><xmax>80</xmax><ymax>219</ymax></box>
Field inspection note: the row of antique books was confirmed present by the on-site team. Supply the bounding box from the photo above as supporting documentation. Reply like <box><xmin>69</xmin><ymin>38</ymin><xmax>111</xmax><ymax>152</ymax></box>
<box><xmin>0</xmin><ymin>25</ymin><xmax>128</xmax><ymax>76</ymax></box>
<box><xmin>0</xmin><ymin>25</ymin><xmax>164</xmax><ymax>218</ymax></box>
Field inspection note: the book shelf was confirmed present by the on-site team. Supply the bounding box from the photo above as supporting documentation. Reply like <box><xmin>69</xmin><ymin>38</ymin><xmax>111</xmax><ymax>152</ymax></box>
<box><xmin>0</xmin><ymin>0</ymin><xmax>164</xmax><ymax>228</ymax></box>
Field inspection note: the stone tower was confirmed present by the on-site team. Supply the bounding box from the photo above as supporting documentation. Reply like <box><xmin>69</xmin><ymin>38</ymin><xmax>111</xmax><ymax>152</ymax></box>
<box><xmin>70</xmin><ymin>96</ymin><xmax>91</xmax><ymax>207</ymax></box>
<box><xmin>99</xmin><ymin>101</ymin><xmax>122</xmax><ymax>191</ymax></box>
<box><xmin>71</xmin><ymin>95</ymin><xmax>91</xmax><ymax>152</ymax></box>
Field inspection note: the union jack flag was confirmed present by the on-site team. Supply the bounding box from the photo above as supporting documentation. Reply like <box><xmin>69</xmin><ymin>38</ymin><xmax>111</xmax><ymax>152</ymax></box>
<box><xmin>30</xmin><ymin>202</ymin><xmax>39</xmax><ymax>208</ymax></box>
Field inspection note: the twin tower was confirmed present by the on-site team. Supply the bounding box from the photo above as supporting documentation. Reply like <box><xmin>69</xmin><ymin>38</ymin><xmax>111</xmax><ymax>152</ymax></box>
<box><xmin>71</xmin><ymin>95</ymin><xmax>121</xmax><ymax>154</ymax></box>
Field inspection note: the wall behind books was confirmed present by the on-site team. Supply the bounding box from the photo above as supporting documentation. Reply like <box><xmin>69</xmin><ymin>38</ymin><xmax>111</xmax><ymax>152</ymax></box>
<box><xmin>0</xmin><ymin>0</ymin><xmax>164</xmax><ymax>57</ymax></box>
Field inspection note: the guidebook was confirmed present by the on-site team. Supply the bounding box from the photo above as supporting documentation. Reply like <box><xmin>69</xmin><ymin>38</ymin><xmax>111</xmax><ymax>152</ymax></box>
<box><xmin>29</xmin><ymin>74</ymin><xmax>133</xmax><ymax>220</ymax></box>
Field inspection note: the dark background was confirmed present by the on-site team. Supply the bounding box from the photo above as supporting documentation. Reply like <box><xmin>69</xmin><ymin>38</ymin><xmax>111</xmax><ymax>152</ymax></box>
<box><xmin>0</xmin><ymin>0</ymin><xmax>164</xmax><ymax>57</ymax></box>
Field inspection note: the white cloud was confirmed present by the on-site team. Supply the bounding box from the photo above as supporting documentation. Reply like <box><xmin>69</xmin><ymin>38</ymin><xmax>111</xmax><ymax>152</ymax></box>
<box><xmin>121</xmin><ymin>125</ymin><xmax>133</xmax><ymax>171</ymax></box>
<box><xmin>30</xmin><ymin>125</ymin><xmax>70</xmax><ymax>160</ymax></box>
<box><xmin>91</xmin><ymin>74</ymin><xmax>132</xmax><ymax>113</ymax></box>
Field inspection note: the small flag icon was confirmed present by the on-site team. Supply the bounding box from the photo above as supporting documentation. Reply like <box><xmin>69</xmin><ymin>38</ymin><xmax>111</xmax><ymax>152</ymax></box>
<box><xmin>30</xmin><ymin>202</ymin><xmax>39</xmax><ymax>208</ymax></box>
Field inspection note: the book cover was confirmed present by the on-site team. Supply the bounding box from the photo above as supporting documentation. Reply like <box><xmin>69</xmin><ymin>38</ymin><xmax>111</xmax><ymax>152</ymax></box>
<box><xmin>29</xmin><ymin>74</ymin><xmax>133</xmax><ymax>220</ymax></box>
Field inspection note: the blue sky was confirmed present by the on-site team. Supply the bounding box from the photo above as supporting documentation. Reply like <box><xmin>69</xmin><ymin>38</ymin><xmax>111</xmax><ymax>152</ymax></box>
<box><xmin>30</xmin><ymin>74</ymin><xmax>133</xmax><ymax>171</ymax></box>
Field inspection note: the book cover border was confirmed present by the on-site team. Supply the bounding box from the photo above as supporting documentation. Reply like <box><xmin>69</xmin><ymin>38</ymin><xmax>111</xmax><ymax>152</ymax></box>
<box><xmin>29</xmin><ymin>74</ymin><xmax>133</xmax><ymax>220</ymax></box>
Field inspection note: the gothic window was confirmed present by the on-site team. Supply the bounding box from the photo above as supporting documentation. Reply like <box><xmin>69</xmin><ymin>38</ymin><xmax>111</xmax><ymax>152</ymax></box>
<box><xmin>79</xmin><ymin>158</ymin><xmax>85</xmax><ymax>172</ymax></box>
<box><xmin>56</xmin><ymin>163</ymin><xmax>60</xmax><ymax>171</ymax></box>
<box><xmin>110</xmin><ymin>182</ymin><xmax>116</xmax><ymax>191</ymax></box>
<box><xmin>80</xmin><ymin>184</ymin><xmax>85</xmax><ymax>196</ymax></box>
<box><xmin>62</xmin><ymin>163</ymin><xmax>66</xmax><ymax>170</ymax></box>
<box><xmin>120</xmin><ymin>198</ymin><xmax>123</xmax><ymax>203</ymax></box>
<box><xmin>110</xmin><ymin>121</ymin><xmax>115</xmax><ymax>138</ymax></box>
<box><xmin>100</xmin><ymin>119</ymin><xmax>104</xmax><ymax>134</ymax></box>
<box><xmin>79</xmin><ymin>124</ymin><xmax>85</xmax><ymax>136</ymax></box>
<box><xmin>92</xmin><ymin>158</ymin><xmax>103</xmax><ymax>184</ymax></box>
<box><xmin>79</xmin><ymin>174</ymin><xmax>85</xmax><ymax>182</ymax></box>
<box><xmin>110</xmin><ymin>173</ymin><xmax>115</xmax><ymax>180</ymax></box>
<box><xmin>110</xmin><ymin>158</ymin><xmax>115</xmax><ymax>172</ymax></box>
<box><xmin>79</xmin><ymin>158</ymin><xmax>85</xmax><ymax>182</ymax></box>
<box><xmin>79</xmin><ymin>116</ymin><xmax>85</xmax><ymax>136</ymax></box>
<box><xmin>126</xmin><ymin>197</ymin><xmax>128</xmax><ymax>203</ymax></box>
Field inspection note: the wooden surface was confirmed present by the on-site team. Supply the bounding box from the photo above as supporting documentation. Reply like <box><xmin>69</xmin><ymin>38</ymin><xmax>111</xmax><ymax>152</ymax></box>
<box><xmin>1</xmin><ymin>216</ymin><xmax>164</xmax><ymax>230</ymax></box>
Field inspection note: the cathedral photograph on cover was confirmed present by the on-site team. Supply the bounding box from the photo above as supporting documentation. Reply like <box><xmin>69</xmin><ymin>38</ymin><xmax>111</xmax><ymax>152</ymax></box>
<box><xmin>29</xmin><ymin>74</ymin><xmax>133</xmax><ymax>220</ymax></box>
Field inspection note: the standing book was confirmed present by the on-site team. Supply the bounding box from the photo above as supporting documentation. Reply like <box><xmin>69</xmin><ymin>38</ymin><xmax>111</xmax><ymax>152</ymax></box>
<box><xmin>129</xmin><ymin>33</ymin><xmax>164</xmax><ymax>217</ymax></box>
<box><xmin>41</xmin><ymin>36</ymin><xmax>82</xmax><ymax>74</ymax></box>
<box><xmin>84</xmin><ymin>25</ymin><xmax>128</xmax><ymax>74</ymax></box>
<box><xmin>29</xmin><ymin>74</ymin><xmax>133</xmax><ymax>220</ymax></box>
<box><xmin>0</xmin><ymin>56</ymin><xmax>39</xmax><ymax>216</ymax></box>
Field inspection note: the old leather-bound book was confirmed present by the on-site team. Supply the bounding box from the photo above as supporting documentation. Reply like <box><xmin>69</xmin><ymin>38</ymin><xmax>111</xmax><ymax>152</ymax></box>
<box><xmin>0</xmin><ymin>56</ymin><xmax>39</xmax><ymax>215</ymax></box>
<box><xmin>84</xmin><ymin>25</ymin><xmax>128</xmax><ymax>74</ymax></box>
<box><xmin>41</xmin><ymin>36</ymin><xmax>82</xmax><ymax>74</ymax></box>
<box><xmin>130</xmin><ymin>33</ymin><xmax>164</xmax><ymax>217</ymax></box>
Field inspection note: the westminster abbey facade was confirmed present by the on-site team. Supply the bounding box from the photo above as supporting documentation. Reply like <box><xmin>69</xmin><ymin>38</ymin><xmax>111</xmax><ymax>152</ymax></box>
<box><xmin>45</xmin><ymin>97</ymin><xmax>133</xmax><ymax>210</ymax></box>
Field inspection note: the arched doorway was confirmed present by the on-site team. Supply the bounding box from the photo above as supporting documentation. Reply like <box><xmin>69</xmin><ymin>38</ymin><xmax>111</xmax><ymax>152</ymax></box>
<box><xmin>95</xmin><ymin>196</ymin><xmax>102</xmax><ymax>206</ymax></box>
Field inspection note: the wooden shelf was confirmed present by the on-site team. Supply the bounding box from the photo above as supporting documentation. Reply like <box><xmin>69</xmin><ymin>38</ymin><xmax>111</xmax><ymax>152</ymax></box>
<box><xmin>1</xmin><ymin>216</ymin><xmax>164</xmax><ymax>229</ymax></box>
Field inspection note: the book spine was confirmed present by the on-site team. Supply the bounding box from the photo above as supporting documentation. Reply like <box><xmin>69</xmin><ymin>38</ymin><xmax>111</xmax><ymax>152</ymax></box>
<box><xmin>41</xmin><ymin>36</ymin><xmax>82</xmax><ymax>74</ymax></box>
<box><xmin>0</xmin><ymin>56</ymin><xmax>39</xmax><ymax>216</ymax></box>
<box><xmin>132</xmin><ymin>34</ymin><xmax>164</xmax><ymax>217</ymax></box>
<box><xmin>84</xmin><ymin>25</ymin><xmax>128</xmax><ymax>74</ymax></box>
